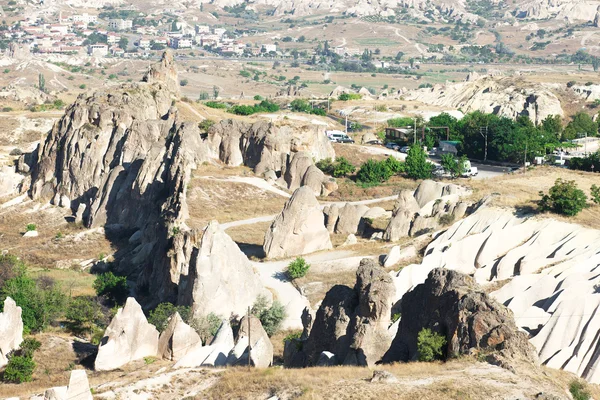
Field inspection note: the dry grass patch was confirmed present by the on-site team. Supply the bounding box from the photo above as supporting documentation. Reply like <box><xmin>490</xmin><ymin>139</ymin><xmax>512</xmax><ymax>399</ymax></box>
<box><xmin>187</xmin><ymin>179</ymin><xmax>286</xmax><ymax>230</ymax></box>
<box><xmin>466</xmin><ymin>166</ymin><xmax>600</xmax><ymax>229</ymax></box>
<box><xmin>325</xmin><ymin>175</ymin><xmax>416</xmax><ymax>202</ymax></box>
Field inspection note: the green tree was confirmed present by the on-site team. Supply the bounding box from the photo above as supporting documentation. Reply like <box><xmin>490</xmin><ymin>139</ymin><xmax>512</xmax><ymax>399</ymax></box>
<box><xmin>118</xmin><ymin>37</ymin><xmax>128</xmax><ymax>50</ymax></box>
<box><xmin>65</xmin><ymin>296</ymin><xmax>107</xmax><ymax>338</ymax></box>
<box><xmin>93</xmin><ymin>272</ymin><xmax>128</xmax><ymax>305</ymax></box>
<box><xmin>439</xmin><ymin>153</ymin><xmax>467</xmax><ymax>177</ymax></box>
<box><xmin>332</xmin><ymin>157</ymin><xmax>356</xmax><ymax>177</ymax></box>
<box><xmin>251</xmin><ymin>295</ymin><xmax>286</xmax><ymax>337</ymax></box>
<box><xmin>590</xmin><ymin>184</ymin><xmax>600</xmax><ymax>205</ymax></box>
<box><xmin>287</xmin><ymin>257</ymin><xmax>310</xmax><ymax>279</ymax></box>
<box><xmin>540</xmin><ymin>114</ymin><xmax>562</xmax><ymax>139</ymax></box>
<box><xmin>417</xmin><ymin>328</ymin><xmax>447</xmax><ymax>361</ymax></box>
<box><xmin>148</xmin><ymin>302</ymin><xmax>192</xmax><ymax>332</ymax></box>
<box><xmin>539</xmin><ymin>178</ymin><xmax>588</xmax><ymax>216</ymax></box>
<box><xmin>3</xmin><ymin>355</ymin><xmax>36</xmax><ymax>383</ymax></box>
<box><xmin>213</xmin><ymin>85</ymin><xmax>220</xmax><ymax>99</ymax></box>
<box><xmin>356</xmin><ymin>159</ymin><xmax>393</xmax><ymax>185</ymax></box>
<box><xmin>38</xmin><ymin>73</ymin><xmax>45</xmax><ymax>93</ymax></box>
<box><xmin>405</xmin><ymin>144</ymin><xmax>433</xmax><ymax>180</ymax></box>
<box><xmin>563</xmin><ymin>112</ymin><xmax>598</xmax><ymax>141</ymax></box>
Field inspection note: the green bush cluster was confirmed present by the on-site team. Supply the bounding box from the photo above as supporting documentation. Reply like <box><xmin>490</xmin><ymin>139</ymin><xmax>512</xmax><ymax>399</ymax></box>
<box><xmin>356</xmin><ymin>157</ymin><xmax>404</xmax><ymax>185</ymax></box>
<box><xmin>204</xmin><ymin>101</ymin><xmax>228</xmax><ymax>109</ymax></box>
<box><xmin>569</xmin><ymin>380</ymin><xmax>591</xmax><ymax>400</ymax></box>
<box><xmin>315</xmin><ymin>157</ymin><xmax>356</xmax><ymax>178</ymax></box>
<box><xmin>338</xmin><ymin>93</ymin><xmax>362</xmax><ymax>101</ymax></box>
<box><xmin>229</xmin><ymin>100</ymin><xmax>280</xmax><ymax>116</ymax></box>
<box><xmin>65</xmin><ymin>296</ymin><xmax>109</xmax><ymax>339</ymax></box>
<box><xmin>539</xmin><ymin>178</ymin><xmax>588</xmax><ymax>216</ymax></box>
<box><xmin>251</xmin><ymin>295</ymin><xmax>286</xmax><ymax>337</ymax></box>
<box><xmin>289</xmin><ymin>99</ymin><xmax>326</xmax><ymax>116</ymax></box>
<box><xmin>591</xmin><ymin>184</ymin><xmax>600</xmax><ymax>205</ymax></box>
<box><xmin>405</xmin><ymin>145</ymin><xmax>433</xmax><ymax>180</ymax></box>
<box><xmin>417</xmin><ymin>328</ymin><xmax>447</xmax><ymax>362</ymax></box>
<box><xmin>93</xmin><ymin>272</ymin><xmax>128</xmax><ymax>305</ymax></box>
<box><xmin>148</xmin><ymin>302</ymin><xmax>192</xmax><ymax>332</ymax></box>
<box><xmin>439</xmin><ymin>153</ymin><xmax>468</xmax><ymax>178</ymax></box>
<box><xmin>2</xmin><ymin>338</ymin><xmax>41</xmax><ymax>383</ymax></box>
<box><xmin>287</xmin><ymin>257</ymin><xmax>310</xmax><ymax>279</ymax></box>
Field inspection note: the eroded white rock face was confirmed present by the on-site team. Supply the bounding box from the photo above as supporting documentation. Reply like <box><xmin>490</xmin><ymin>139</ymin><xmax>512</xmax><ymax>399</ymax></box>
<box><xmin>158</xmin><ymin>312</ymin><xmax>202</xmax><ymax>361</ymax></box>
<box><xmin>263</xmin><ymin>186</ymin><xmax>332</xmax><ymax>258</ymax></box>
<box><xmin>389</xmin><ymin>206</ymin><xmax>600</xmax><ymax>383</ymax></box>
<box><xmin>95</xmin><ymin>298</ymin><xmax>159</xmax><ymax>371</ymax></box>
<box><xmin>179</xmin><ymin>221</ymin><xmax>271</xmax><ymax>319</ymax></box>
<box><xmin>174</xmin><ymin>319</ymin><xmax>235</xmax><ymax>368</ymax></box>
<box><xmin>43</xmin><ymin>369</ymin><xmax>92</xmax><ymax>400</ymax></box>
<box><xmin>0</xmin><ymin>297</ymin><xmax>24</xmax><ymax>368</ymax></box>
<box><xmin>404</xmin><ymin>76</ymin><xmax>563</xmax><ymax>125</ymax></box>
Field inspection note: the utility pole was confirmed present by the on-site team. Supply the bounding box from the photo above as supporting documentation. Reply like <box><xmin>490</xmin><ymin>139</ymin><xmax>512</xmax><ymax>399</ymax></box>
<box><xmin>247</xmin><ymin>306</ymin><xmax>251</xmax><ymax>368</ymax></box>
<box><xmin>479</xmin><ymin>126</ymin><xmax>489</xmax><ymax>161</ymax></box>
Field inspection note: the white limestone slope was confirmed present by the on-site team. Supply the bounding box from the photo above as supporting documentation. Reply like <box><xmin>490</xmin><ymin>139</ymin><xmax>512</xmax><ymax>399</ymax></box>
<box><xmin>390</xmin><ymin>207</ymin><xmax>600</xmax><ymax>383</ymax></box>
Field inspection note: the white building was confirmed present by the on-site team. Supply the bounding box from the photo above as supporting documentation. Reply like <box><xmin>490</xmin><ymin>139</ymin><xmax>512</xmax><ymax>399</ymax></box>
<box><xmin>262</xmin><ymin>44</ymin><xmax>277</xmax><ymax>53</ymax></box>
<box><xmin>214</xmin><ymin>28</ymin><xmax>226</xmax><ymax>37</ymax></box>
<box><xmin>108</xmin><ymin>19</ymin><xmax>133</xmax><ymax>31</ymax></box>
<box><xmin>137</xmin><ymin>37</ymin><xmax>151</xmax><ymax>49</ymax></box>
<box><xmin>88</xmin><ymin>44</ymin><xmax>109</xmax><ymax>56</ymax></box>
<box><xmin>107</xmin><ymin>32</ymin><xmax>120</xmax><ymax>45</ymax></box>
<box><xmin>195</xmin><ymin>25</ymin><xmax>210</xmax><ymax>34</ymax></box>
<box><xmin>73</xmin><ymin>13</ymin><xmax>98</xmax><ymax>24</ymax></box>
<box><xmin>172</xmin><ymin>38</ymin><xmax>192</xmax><ymax>49</ymax></box>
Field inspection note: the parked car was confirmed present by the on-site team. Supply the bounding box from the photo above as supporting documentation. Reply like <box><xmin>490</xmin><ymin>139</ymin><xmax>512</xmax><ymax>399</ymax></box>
<box><xmin>326</xmin><ymin>130</ymin><xmax>354</xmax><ymax>143</ymax></box>
<box><xmin>364</xmin><ymin>139</ymin><xmax>383</xmax><ymax>146</ymax></box>
<box><xmin>337</xmin><ymin>136</ymin><xmax>355</xmax><ymax>143</ymax></box>
<box><xmin>386</xmin><ymin>142</ymin><xmax>400</xmax><ymax>151</ymax></box>
<box><xmin>399</xmin><ymin>146</ymin><xmax>411</xmax><ymax>153</ymax></box>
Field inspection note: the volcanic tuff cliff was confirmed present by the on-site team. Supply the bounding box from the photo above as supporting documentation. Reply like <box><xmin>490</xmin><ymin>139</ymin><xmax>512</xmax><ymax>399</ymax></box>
<box><xmin>25</xmin><ymin>52</ymin><xmax>333</xmax><ymax>311</ymax></box>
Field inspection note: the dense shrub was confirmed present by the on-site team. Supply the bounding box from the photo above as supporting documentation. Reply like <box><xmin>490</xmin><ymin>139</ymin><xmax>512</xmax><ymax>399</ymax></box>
<box><xmin>356</xmin><ymin>157</ymin><xmax>404</xmax><ymax>185</ymax></box>
<box><xmin>539</xmin><ymin>178</ymin><xmax>587</xmax><ymax>216</ymax></box>
<box><xmin>569</xmin><ymin>380</ymin><xmax>591</xmax><ymax>400</ymax></box>
<box><xmin>93</xmin><ymin>272</ymin><xmax>128</xmax><ymax>305</ymax></box>
<box><xmin>315</xmin><ymin>157</ymin><xmax>356</xmax><ymax>178</ymax></box>
<box><xmin>148</xmin><ymin>302</ymin><xmax>192</xmax><ymax>332</ymax></box>
<box><xmin>1</xmin><ymin>273</ymin><xmax>67</xmax><ymax>333</ymax></box>
<box><xmin>338</xmin><ymin>93</ymin><xmax>362</xmax><ymax>101</ymax></box>
<box><xmin>251</xmin><ymin>295</ymin><xmax>286</xmax><ymax>336</ymax></box>
<box><xmin>204</xmin><ymin>101</ymin><xmax>228</xmax><ymax>109</ymax></box>
<box><xmin>0</xmin><ymin>254</ymin><xmax>25</xmax><ymax>290</ymax></box>
<box><xmin>417</xmin><ymin>328</ymin><xmax>446</xmax><ymax>361</ymax></box>
<box><xmin>3</xmin><ymin>355</ymin><xmax>36</xmax><ymax>383</ymax></box>
<box><xmin>289</xmin><ymin>99</ymin><xmax>327</xmax><ymax>116</ymax></box>
<box><xmin>405</xmin><ymin>145</ymin><xmax>433</xmax><ymax>180</ymax></box>
<box><xmin>199</xmin><ymin>119</ymin><xmax>215</xmax><ymax>132</ymax></box>
<box><xmin>287</xmin><ymin>257</ymin><xmax>310</xmax><ymax>279</ymax></box>
<box><xmin>190</xmin><ymin>313</ymin><xmax>222</xmax><ymax>344</ymax></box>
<box><xmin>591</xmin><ymin>184</ymin><xmax>600</xmax><ymax>205</ymax></box>
<box><xmin>440</xmin><ymin>154</ymin><xmax>468</xmax><ymax>178</ymax></box>
<box><xmin>569</xmin><ymin>151</ymin><xmax>600</xmax><ymax>172</ymax></box>
<box><xmin>65</xmin><ymin>296</ymin><xmax>109</xmax><ymax>338</ymax></box>
<box><xmin>229</xmin><ymin>100</ymin><xmax>280</xmax><ymax>115</ymax></box>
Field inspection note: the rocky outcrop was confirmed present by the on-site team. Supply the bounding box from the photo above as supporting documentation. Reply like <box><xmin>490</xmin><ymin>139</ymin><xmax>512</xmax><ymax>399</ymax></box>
<box><xmin>595</xmin><ymin>6</ymin><xmax>600</xmax><ymax>27</ymax></box>
<box><xmin>95</xmin><ymin>297</ymin><xmax>159</xmax><ymax>371</ymax></box>
<box><xmin>263</xmin><ymin>186</ymin><xmax>332</xmax><ymax>258</ymax></box>
<box><xmin>227</xmin><ymin>315</ymin><xmax>273</xmax><ymax>368</ymax></box>
<box><xmin>333</xmin><ymin>203</ymin><xmax>370</xmax><ymax>235</ymax></box>
<box><xmin>158</xmin><ymin>312</ymin><xmax>201</xmax><ymax>361</ymax></box>
<box><xmin>43</xmin><ymin>370</ymin><xmax>93</xmax><ymax>400</ymax></box>
<box><xmin>0</xmin><ymin>297</ymin><xmax>23</xmax><ymax>368</ymax></box>
<box><xmin>142</xmin><ymin>51</ymin><xmax>179</xmax><ymax>93</ymax></box>
<box><xmin>285</xmin><ymin>259</ymin><xmax>395</xmax><ymax>367</ymax></box>
<box><xmin>384</xmin><ymin>182</ymin><xmax>470</xmax><ymax>242</ymax></box>
<box><xmin>207</xmin><ymin>119</ymin><xmax>334</xmax><ymax>177</ymax></box>
<box><xmin>383</xmin><ymin>268</ymin><xmax>538</xmax><ymax>370</ymax></box>
<box><xmin>279</xmin><ymin>151</ymin><xmax>337</xmax><ymax>196</ymax></box>
<box><xmin>175</xmin><ymin>319</ymin><xmax>235</xmax><ymax>368</ymax></box>
<box><xmin>404</xmin><ymin>76</ymin><xmax>563</xmax><ymax>125</ymax></box>
<box><xmin>178</xmin><ymin>221</ymin><xmax>271</xmax><ymax>318</ymax></box>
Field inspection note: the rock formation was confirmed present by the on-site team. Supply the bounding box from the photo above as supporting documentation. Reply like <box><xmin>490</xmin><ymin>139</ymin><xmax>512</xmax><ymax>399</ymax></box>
<box><xmin>404</xmin><ymin>76</ymin><xmax>563</xmax><ymax>125</ymax></box>
<box><xmin>227</xmin><ymin>315</ymin><xmax>273</xmax><ymax>368</ymax></box>
<box><xmin>279</xmin><ymin>151</ymin><xmax>337</xmax><ymax>196</ymax></box>
<box><xmin>383</xmin><ymin>268</ymin><xmax>538</xmax><ymax>370</ymax></box>
<box><xmin>158</xmin><ymin>312</ymin><xmax>202</xmax><ymax>361</ymax></box>
<box><xmin>95</xmin><ymin>297</ymin><xmax>159</xmax><ymax>371</ymax></box>
<box><xmin>285</xmin><ymin>259</ymin><xmax>395</xmax><ymax>367</ymax></box>
<box><xmin>263</xmin><ymin>186</ymin><xmax>332</xmax><ymax>258</ymax></box>
<box><xmin>175</xmin><ymin>319</ymin><xmax>235</xmax><ymax>368</ymax></box>
<box><xmin>0</xmin><ymin>297</ymin><xmax>23</xmax><ymax>368</ymax></box>
<box><xmin>178</xmin><ymin>221</ymin><xmax>271</xmax><ymax>318</ymax></box>
<box><xmin>43</xmin><ymin>370</ymin><xmax>93</xmax><ymax>400</ymax></box>
<box><xmin>206</xmin><ymin>119</ymin><xmax>334</xmax><ymax>177</ymax></box>
<box><xmin>25</xmin><ymin>52</ymin><xmax>318</xmax><ymax>310</ymax></box>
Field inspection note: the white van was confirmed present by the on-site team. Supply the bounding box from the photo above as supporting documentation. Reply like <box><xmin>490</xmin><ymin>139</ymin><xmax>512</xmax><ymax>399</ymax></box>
<box><xmin>461</xmin><ymin>160</ymin><xmax>478</xmax><ymax>177</ymax></box>
<box><xmin>326</xmin><ymin>130</ymin><xmax>354</xmax><ymax>143</ymax></box>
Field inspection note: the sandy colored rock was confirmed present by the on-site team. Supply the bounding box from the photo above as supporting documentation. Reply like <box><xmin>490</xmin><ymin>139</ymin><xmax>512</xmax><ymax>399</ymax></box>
<box><xmin>263</xmin><ymin>186</ymin><xmax>332</xmax><ymax>258</ymax></box>
<box><xmin>158</xmin><ymin>312</ymin><xmax>202</xmax><ymax>361</ymax></box>
<box><xmin>0</xmin><ymin>297</ymin><xmax>23</xmax><ymax>369</ymax></box>
<box><xmin>95</xmin><ymin>297</ymin><xmax>159</xmax><ymax>371</ymax></box>
<box><xmin>335</xmin><ymin>203</ymin><xmax>370</xmax><ymax>235</ymax></box>
<box><xmin>180</xmin><ymin>221</ymin><xmax>270</xmax><ymax>319</ymax></box>
<box><xmin>229</xmin><ymin>315</ymin><xmax>273</xmax><ymax>368</ymax></box>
